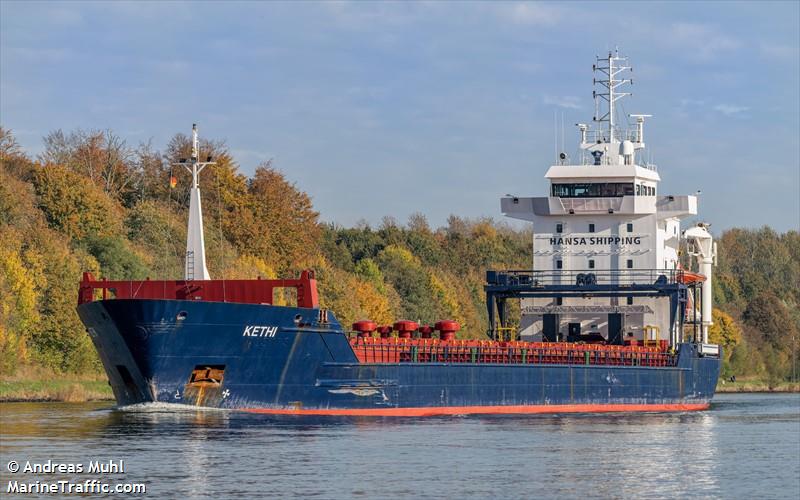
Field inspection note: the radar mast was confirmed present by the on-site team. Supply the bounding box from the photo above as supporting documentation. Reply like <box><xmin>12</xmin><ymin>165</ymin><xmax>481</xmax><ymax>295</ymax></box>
<box><xmin>578</xmin><ymin>49</ymin><xmax>650</xmax><ymax>166</ymax></box>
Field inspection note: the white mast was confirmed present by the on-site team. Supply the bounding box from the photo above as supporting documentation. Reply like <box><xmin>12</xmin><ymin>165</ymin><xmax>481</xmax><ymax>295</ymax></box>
<box><xmin>176</xmin><ymin>124</ymin><xmax>214</xmax><ymax>281</ymax></box>
<box><xmin>593</xmin><ymin>49</ymin><xmax>631</xmax><ymax>144</ymax></box>
<box><xmin>580</xmin><ymin>49</ymin><xmax>648</xmax><ymax>166</ymax></box>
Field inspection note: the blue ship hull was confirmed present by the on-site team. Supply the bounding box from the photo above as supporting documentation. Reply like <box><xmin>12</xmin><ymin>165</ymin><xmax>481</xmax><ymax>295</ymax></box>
<box><xmin>77</xmin><ymin>299</ymin><xmax>720</xmax><ymax>415</ymax></box>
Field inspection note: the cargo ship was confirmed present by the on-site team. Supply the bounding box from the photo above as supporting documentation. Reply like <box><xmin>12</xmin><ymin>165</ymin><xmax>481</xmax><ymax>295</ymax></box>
<box><xmin>77</xmin><ymin>51</ymin><xmax>721</xmax><ymax>416</ymax></box>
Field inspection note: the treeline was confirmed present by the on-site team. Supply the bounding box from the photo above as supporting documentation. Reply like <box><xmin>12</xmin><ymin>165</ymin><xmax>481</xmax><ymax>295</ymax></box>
<box><xmin>0</xmin><ymin>126</ymin><xmax>797</xmax><ymax>383</ymax></box>
<box><xmin>710</xmin><ymin>228</ymin><xmax>800</xmax><ymax>384</ymax></box>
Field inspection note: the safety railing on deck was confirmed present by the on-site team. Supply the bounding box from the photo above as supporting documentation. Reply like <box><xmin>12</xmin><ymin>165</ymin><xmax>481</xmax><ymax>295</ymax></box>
<box><xmin>486</xmin><ymin>269</ymin><xmax>686</xmax><ymax>288</ymax></box>
<box><xmin>349</xmin><ymin>338</ymin><xmax>677</xmax><ymax>368</ymax></box>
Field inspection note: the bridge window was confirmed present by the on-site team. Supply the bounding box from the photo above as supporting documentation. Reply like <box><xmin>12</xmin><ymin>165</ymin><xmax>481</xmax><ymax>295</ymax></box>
<box><xmin>627</xmin><ymin>223</ymin><xmax>633</xmax><ymax>232</ymax></box>
<box><xmin>552</xmin><ymin>182</ymin><xmax>635</xmax><ymax>198</ymax></box>
<box><xmin>556</xmin><ymin>223</ymin><xmax>563</xmax><ymax>233</ymax></box>
<box><xmin>626</xmin><ymin>259</ymin><xmax>634</xmax><ymax>269</ymax></box>
<box><xmin>589</xmin><ymin>259</ymin><xmax>595</xmax><ymax>269</ymax></box>
<box><xmin>627</xmin><ymin>296</ymin><xmax>634</xmax><ymax>305</ymax></box>
<box><xmin>588</xmin><ymin>223</ymin><xmax>595</xmax><ymax>233</ymax></box>
<box><xmin>556</xmin><ymin>260</ymin><xmax>563</xmax><ymax>269</ymax></box>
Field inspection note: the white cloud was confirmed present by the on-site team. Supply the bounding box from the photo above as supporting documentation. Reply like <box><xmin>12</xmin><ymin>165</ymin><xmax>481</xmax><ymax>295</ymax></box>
<box><xmin>543</xmin><ymin>95</ymin><xmax>581</xmax><ymax>110</ymax></box>
<box><xmin>147</xmin><ymin>59</ymin><xmax>191</xmax><ymax>75</ymax></box>
<box><xmin>4</xmin><ymin>47</ymin><xmax>73</xmax><ymax>63</ymax></box>
<box><xmin>713</xmin><ymin>104</ymin><xmax>749</xmax><ymax>116</ymax></box>
<box><xmin>40</xmin><ymin>7</ymin><xmax>84</xmax><ymax>27</ymax></box>
<box><xmin>320</xmin><ymin>0</ymin><xmax>417</xmax><ymax>28</ymax></box>
<box><xmin>679</xmin><ymin>99</ymin><xmax>706</xmax><ymax>108</ymax></box>
<box><xmin>661</xmin><ymin>23</ymin><xmax>741</xmax><ymax>62</ymax></box>
<box><xmin>673</xmin><ymin>99</ymin><xmax>705</xmax><ymax>119</ymax></box>
<box><xmin>495</xmin><ymin>2</ymin><xmax>564</xmax><ymax>25</ymax></box>
<box><xmin>511</xmin><ymin>61</ymin><xmax>543</xmax><ymax>75</ymax></box>
<box><xmin>759</xmin><ymin>42</ymin><xmax>799</xmax><ymax>61</ymax></box>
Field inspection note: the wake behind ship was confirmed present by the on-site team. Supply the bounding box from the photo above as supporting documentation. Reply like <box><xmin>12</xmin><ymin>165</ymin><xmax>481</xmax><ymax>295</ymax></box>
<box><xmin>77</xmin><ymin>51</ymin><xmax>721</xmax><ymax>416</ymax></box>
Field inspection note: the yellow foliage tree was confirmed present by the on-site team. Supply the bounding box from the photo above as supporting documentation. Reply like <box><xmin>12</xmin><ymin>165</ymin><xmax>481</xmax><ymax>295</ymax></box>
<box><xmin>428</xmin><ymin>272</ymin><xmax>463</xmax><ymax>325</ymax></box>
<box><xmin>709</xmin><ymin>308</ymin><xmax>743</xmax><ymax>354</ymax></box>
<box><xmin>353</xmin><ymin>279</ymin><xmax>394</xmax><ymax>326</ymax></box>
<box><xmin>0</xmin><ymin>230</ymin><xmax>38</xmax><ymax>373</ymax></box>
<box><xmin>33</xmin><ymin>164</ymin><xmax>124</xmax><ymax>241</ymax></box>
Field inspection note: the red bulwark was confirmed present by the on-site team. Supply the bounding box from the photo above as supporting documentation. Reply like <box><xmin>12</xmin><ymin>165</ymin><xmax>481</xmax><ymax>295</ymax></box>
<box><xmin>78</xmin><ymin>270</ymin><xmax>319</xmax><ymax>308</ymax></box>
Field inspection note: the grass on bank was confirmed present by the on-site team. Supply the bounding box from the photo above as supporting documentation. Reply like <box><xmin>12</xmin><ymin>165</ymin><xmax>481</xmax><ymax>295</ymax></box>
<box><xmin>716</xmin><ymin>376</ymin><xmax>800</xmax><ymax>393</ymax></box>
<box><xmin>0</xmin><ymin>365</ymin><xmax>113</xmax><ymax>402</ymax></box>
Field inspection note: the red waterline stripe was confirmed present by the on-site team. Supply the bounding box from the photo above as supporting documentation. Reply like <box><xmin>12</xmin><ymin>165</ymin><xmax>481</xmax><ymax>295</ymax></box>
<box><xmin>242</xmin><ymin>402</ymin><xmax>709</xmax><ymax>417</ymax></box>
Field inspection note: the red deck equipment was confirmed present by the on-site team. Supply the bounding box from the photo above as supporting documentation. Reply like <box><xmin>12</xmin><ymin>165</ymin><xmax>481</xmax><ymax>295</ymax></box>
<box><xmin>435</xmin><ymin>320</ymin><xmax>460</xmax><ymax>341</ymax></box>
<box><xmin>394</xmin><ymin>320</ymin><xmax>419</xmax><ymax>339</ymax></box>
<box><xmin>349</xmin><ymin>337</ymin><xmax>676</xmax><ymax>367</ymax></box>
<box><xmin>353</xmin><ymin>320</ymin><xmax>377</xmax><ymax>338</ymax></box>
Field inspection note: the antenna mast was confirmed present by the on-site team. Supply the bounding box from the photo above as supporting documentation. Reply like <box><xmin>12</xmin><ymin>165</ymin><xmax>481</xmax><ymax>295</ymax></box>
<box><xmin>593</xmin><ymin>49</ymin><xmax>631</xmax><ymax>143</ymax></box>
<box><xmin>174</xmin><ymin>124</ymin><xmax>215</xmax><ymax>281</ymax></box>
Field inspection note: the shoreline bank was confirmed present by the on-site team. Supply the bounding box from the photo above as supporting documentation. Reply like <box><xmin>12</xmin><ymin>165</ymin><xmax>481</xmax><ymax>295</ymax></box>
<box><xmin>0</xmin><ymin>379</ymin><xmax>113</xmax><ymax>403</ymax></box>
<box><xmin>716</xmin><ymin>381</ymin><xmax>800</xmax><ymax>393</ymax></box>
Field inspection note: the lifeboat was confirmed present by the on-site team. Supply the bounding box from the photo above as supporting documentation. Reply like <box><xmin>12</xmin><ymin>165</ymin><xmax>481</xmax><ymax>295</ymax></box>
<box><xmin>678</xmin><ymin>271</ymin><xmax>706</xmax><ymax>284</ymax></box>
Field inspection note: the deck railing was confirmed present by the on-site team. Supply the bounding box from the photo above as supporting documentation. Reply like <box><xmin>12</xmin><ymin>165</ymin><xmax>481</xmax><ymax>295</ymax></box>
<box><xmin>486</xmin><ymin>269</ymin><xmax>686</xmax><ymax>288</ymax></box>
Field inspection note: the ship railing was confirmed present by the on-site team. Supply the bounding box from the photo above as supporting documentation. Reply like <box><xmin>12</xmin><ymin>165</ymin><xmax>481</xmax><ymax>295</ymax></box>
<box><xmin>348</xmin><ymin>338</ymin><xmax>677</xmax><ymax>368</ymax></box>
<box><xmin>486</xmin><ymin>268</ymin><xmax>685</xmax><ymax>288</ymax></box>
<box><xmin>582</xmin><ymin>129</ymin><xmax>640</xmax><ymax>145</ymax></box>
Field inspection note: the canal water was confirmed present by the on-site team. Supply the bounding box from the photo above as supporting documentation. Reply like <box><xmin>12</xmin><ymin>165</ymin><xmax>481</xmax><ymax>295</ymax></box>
<box><xmin>1</xmin><ymin>393</ymin><xmax>798</xmax><ymax>499</ymax></box>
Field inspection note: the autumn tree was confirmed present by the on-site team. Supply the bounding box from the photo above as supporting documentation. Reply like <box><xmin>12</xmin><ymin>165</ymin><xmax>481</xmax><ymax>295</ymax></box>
<box><xmin>33</xmin><ymin>163</ymin><xmax>124</xmax><ymax>241</ymax></box>
<box><xmin>41</xmin><ymin>129</ymin><xmax>137</xmax><ymax>201</ymax></box>
<box><xmin>0</xmin><ymin>127</ymin><xmax>35</xmax><ymax>180</ymax></box>
<box><xmin>708</xmin><ymin>309</ymin><xmax>743</xmax><ymax>350</ymax></box>
<box><xmin>244</xmin><ymin>163</ymin><xmax>320</xmax><ymax>271</ymax></box>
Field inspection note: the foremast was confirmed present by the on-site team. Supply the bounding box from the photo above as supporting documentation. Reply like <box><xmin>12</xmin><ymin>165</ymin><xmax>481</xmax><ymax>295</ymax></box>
<box><xmin>175</xmin><ymin>124</ymin><xmax>214</xmax><ymax>281</ymax></box>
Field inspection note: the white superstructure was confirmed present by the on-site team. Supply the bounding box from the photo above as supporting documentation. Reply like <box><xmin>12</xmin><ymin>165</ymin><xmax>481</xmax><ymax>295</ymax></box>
<box><xmin>502</xmin><ymin>50</ymin><xmax>715</xmax><ymax>346</ymax></box>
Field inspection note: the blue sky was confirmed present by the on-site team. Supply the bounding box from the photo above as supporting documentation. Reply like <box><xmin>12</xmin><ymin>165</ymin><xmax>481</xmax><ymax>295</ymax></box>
<box><xmin>2</xmin><ymin>1</ymin><xmax>798</xmax><ymax>232</ymax></box>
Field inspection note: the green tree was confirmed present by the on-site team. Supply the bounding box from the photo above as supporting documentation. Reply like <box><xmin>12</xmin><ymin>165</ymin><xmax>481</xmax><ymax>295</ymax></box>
<box><xmin>743</xmin><ymin>292</ymin><xmax>797</xmax><ymax>347</ymax></box>
<box><xmin>126</xmin><ymin>200</ymin><xmax>185</xmax><ymax>278</ymax></box>
<box><xmin>81</xmin><ymin>236</ymin><xmax>150</xmax><ymax>280</ymax></box>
